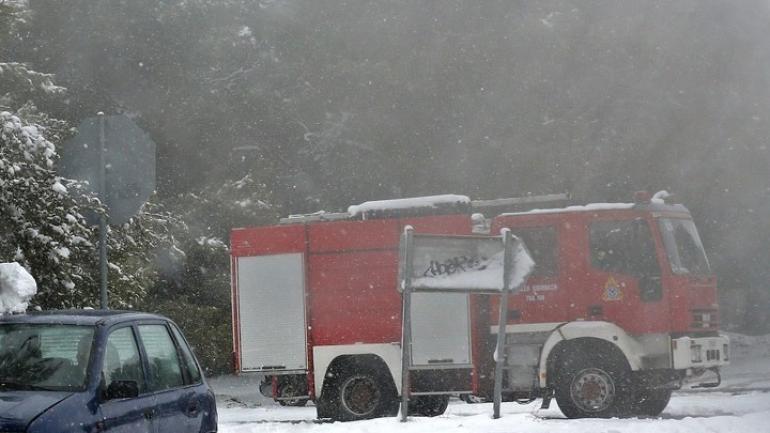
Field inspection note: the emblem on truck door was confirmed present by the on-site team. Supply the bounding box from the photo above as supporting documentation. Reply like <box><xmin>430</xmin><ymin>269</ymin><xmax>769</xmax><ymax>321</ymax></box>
<box><xmin>602</xmin><ymin>276</ymin><xmax>623</xmax><ymax>301</ymax></box>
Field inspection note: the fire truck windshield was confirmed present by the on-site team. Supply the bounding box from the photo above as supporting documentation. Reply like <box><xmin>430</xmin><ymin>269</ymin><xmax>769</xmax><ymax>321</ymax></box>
<box><xmin>658</xmin><ymin>218</ymin><xmax>711</xmax><ymax>276</ymax></box>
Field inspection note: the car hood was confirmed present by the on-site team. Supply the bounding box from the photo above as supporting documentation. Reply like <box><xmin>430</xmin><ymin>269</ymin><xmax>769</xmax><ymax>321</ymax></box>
<box><xmin>0</xmin><ymin>391</ymin><xmax>72</xmax><ymax>431</ymax></box>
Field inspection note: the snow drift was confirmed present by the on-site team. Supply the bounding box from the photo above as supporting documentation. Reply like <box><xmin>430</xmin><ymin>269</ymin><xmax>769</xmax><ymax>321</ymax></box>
<box><xmin>0</xmin><ymin>263</ymin><xmax>37</xmax><ymax>314</ymax></box>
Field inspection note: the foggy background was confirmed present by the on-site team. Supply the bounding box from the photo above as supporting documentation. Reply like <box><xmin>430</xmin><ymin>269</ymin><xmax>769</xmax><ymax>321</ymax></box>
<box><xmin>9</xmin><ymin>0</ymin><xmax>770</xmax><ymax>331</ymax></box>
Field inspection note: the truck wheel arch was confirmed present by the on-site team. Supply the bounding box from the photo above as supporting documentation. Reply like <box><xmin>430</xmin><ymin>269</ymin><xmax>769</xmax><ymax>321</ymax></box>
<box><xmin>313</xmin><ymin>344</ymin><xmax>402</xmax><ymax>398</ymax></box>
<box><xmin>539</xmin><ymin>322</ymin><xmax>643</xmax><ymax>388</ymax></box>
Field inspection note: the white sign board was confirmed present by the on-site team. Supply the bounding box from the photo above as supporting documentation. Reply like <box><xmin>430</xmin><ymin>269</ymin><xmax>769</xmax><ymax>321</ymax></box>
<box><xmin>403</xmin><ymin>234</ymin><xmax>534</xmax><ymax>293</ymax></box>
<box><xmin>397</xmin><ymin>228</ymin><xmax>536</xmax><ymax>421</ymax></box>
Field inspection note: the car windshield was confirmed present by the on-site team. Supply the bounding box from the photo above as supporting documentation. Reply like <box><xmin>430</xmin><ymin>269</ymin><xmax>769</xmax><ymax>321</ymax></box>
<box><xmin>0</xmin><ymin>324</ymin><xmax>95</xmax><ymax>391</ymax></box>
<box><xmin>658</xmin><ymin>218</ymin><xmax>711</xmax><ymax>276</ymax></box>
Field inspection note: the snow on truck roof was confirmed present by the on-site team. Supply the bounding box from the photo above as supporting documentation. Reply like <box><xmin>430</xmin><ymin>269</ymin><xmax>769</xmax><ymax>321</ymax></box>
<box><xmin>279</xmin><ymin>192</ymin><xmax>689</xmax><ymax>224</ymax></box>
<box><xmin>500</xmin><ymin>202</ymin><xmax>635</xmax><ymax>216</ymax></box>
<box><xmin>498</xmin><ymin>201</ymin><xmax>690</xmax><ymax>217</ymax></box>
<box><xmin>279</xmin><ymin>194</ymin><xmax>471</xmax><ymax>224</ymax></box>
<box><xmin>347</xmin><ymin>194</ymin><xmax>470</xmax><ymax>217</ymax></box>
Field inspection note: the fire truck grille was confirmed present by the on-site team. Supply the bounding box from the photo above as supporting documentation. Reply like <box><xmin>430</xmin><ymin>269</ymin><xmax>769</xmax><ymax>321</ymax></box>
<box><xmin>691</xmin><ymin>309</ymin><xmax>719</xmax><ymax>330</ymax></box>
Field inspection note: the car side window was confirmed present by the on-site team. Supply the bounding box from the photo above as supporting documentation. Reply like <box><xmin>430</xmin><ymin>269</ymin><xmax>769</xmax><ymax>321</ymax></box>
<box><xmin>170</xmin><ymin>325</ymin><xmax>202</xmax><ymax>384</ymax></box>
<box><xmin>102</xmin><ymin>327</ymin><xmax>145</xmax><ymax>393</ymax></box>
<box><xmin>138</xmin><ymin>324</ymin><xmax>185</xmax><ymax>391</ymax></box>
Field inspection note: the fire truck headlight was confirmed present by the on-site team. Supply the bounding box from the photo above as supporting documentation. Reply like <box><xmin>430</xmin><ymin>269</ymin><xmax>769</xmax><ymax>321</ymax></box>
<box><xmin>691</xmin><ymin>344</ymin><xmax>703</xmax><ymax>363</ymax></box>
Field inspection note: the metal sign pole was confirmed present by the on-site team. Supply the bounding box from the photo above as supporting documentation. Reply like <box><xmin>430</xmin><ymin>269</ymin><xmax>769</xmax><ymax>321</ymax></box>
<box><xmin>492</xmin><ymin>229</ymin><xmax>513</xmax><ymax>419</ymax></box>
<box><xmin>97</xmin><ymin>112</ymin><xmax>109</xmax><ymax>310</ymax></box>
<box><xmin>399</xmin><ymin>226</ymin><xmax>414</xmax><ymax>422</ymax></box>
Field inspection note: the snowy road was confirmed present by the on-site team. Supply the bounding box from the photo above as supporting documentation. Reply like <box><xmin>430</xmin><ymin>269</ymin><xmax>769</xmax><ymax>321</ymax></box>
<box><xmin>213</xmin><ymin>333</ymin><xmax>770</xmax><ymax>433</ymax></box>
<box><xmin>217</xmin><ymin>391</ymin><xmax>770</xmax><ymax>433</ymax></box>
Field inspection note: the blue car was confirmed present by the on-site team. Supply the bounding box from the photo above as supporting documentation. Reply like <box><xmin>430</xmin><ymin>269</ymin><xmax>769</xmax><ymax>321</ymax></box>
<box><xmin>0</xmin><ymin>310</ymin><xmax>217</xmax><ymax>433</ymax></box>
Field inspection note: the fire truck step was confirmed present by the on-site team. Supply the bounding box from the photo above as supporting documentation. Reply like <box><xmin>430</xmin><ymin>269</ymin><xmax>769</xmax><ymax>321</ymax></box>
<box><xmin>409</xmin><ymin>390</ymin><xmax>472</xmax><ymax>397</ymax></box>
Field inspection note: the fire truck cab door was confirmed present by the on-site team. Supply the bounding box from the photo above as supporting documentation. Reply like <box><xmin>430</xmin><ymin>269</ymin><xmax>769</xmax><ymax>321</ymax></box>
<box><xmin>581</xmin><ymin>218</ymin><xmax>668</xmax><ymax>334</ymax></box>
<box><xmin>236</xmin><ymin>253</ymin><xmax>308</xmax><ymax>372</ymax></box>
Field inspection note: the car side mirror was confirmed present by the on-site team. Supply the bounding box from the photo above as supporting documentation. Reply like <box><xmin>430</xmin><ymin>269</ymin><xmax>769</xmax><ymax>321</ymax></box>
<box><xmin>104</xmin><ymin>380</ymin><xmax>139</xmax><ymax>400</ymax></box>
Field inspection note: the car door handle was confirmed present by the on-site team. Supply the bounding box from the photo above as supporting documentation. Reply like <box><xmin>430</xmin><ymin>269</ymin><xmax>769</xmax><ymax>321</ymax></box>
<box><xmin>186</xmin><ymin>400</ymin><xmax>200</xmax><ymax>417</ymax></box>
<box><xmin>143</xmin><ymin>409</ymin><xmax>154</xmax><ymax>420</ymax></box>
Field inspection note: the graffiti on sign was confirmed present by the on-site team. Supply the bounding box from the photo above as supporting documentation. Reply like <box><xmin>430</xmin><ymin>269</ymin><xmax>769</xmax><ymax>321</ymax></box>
<box><xmin>422</xmin><ymin>255</ymin><xmax>489</xmax><ymax>277</ymax></box>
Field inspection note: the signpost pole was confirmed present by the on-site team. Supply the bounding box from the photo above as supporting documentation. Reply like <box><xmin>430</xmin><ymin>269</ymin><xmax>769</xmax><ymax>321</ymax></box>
<box><xmin>493</xmin><ymin>229</ymin><xmax>513</xmax><ymax>419</ymax></box>
<box><xmin>97</xmin><ymin>112</ymin><xmax>109</xmax><ymax>310</ymax></box>
<box><xmin>59</xmin><ymin>113</ymin><xmax>157</xmax><ymax>310</ymax></box>
<box><xmin>399</xmin><ymin>226</ymin><xmax>414</xmax><ymax>422</ymax></box>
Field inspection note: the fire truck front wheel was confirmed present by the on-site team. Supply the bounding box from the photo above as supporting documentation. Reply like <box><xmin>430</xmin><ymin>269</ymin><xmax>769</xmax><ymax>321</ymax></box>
<box><xmin>554</xmin><ymin>349</ymin><xmax>632</xmax><ymax>418</ymax></box>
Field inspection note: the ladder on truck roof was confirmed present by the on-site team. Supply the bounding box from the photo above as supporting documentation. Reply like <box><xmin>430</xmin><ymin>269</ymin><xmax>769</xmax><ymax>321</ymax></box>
<box><xmin>471</xmin><ymin>193</ymin><xmax>570</xmax><ymax>214</ymax></box>
<box><xmin>471</xmin><ymin>193</ymin><xmax>570</xmax><ymax>234</ymax></box>
<box><xmin>279</xmin><ymin>211</ymin><xmax>350</xmax><ymax>225</ymax></box>
<box><xmin>278</xmin><ymin>193</ymin><xmax>570</xmax><ymax>225</ymax></box>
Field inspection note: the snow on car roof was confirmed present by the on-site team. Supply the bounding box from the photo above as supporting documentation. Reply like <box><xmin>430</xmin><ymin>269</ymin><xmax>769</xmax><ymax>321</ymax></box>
<box><xmin>348</xmin><ymin>194</ymin><xmax>471</xmax><ymax>217</ymax></box>
<box><xmin>0</xmin><ymin>309</ymin><xmax>169</xmax><ymax>326</ymax></box>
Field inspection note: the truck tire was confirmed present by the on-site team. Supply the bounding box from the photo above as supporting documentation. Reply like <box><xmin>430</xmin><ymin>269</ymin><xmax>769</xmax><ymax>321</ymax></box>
<box><xmin>408</xmin><ymin>395</ymin><xmax>450</xmax><ymax>417</ymax></box>
<box><xmin>630</xmin><ymin>388</ymin><xmax>671</xmax><ymax>417</ymax></box>
<box><xmin>554</xmin><ymin>350</ymin><xmax>632</xmax><ymax>418</ymax></box>
<box><xmin>322</xmin><ymin>365</ymin><xmax>397</xmax><ymax>421</ymax></box>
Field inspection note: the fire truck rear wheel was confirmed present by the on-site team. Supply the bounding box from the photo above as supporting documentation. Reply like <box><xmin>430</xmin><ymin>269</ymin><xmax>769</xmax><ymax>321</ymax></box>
<box><xmin>328</xmin><ymin>367</ymin><xmax>397</xmax><ymax>421</ymax></box>
<box><xmin>408</xmin><ymin>395</ymin><xmax>450</xmax><ymax>417</ymax></box>
<box><xmin>630</xmin><ymin>388</ymin><xmax>672</xmax><ymax>417</ymax></box>
<box><xmin>554</xmin><ymin>350</ymin><xmax>632</xmax><ymax>418</ymax></box>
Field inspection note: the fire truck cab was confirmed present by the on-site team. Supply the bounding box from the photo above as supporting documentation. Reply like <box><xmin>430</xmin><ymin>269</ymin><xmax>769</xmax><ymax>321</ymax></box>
<box><xmin>230</xmin><ymin>192</ymin><xmax>729</xmax><ymax>420</ymax></box>
<box><xmin>471</xmin><ymin>191</ymin><xmax>728</xmax><ymax>418</ymax></box>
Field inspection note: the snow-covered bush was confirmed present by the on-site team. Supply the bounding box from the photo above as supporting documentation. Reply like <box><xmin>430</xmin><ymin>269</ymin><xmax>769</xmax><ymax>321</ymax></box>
<box><xmin>0</xmin><ymin>111</ymin><xmax>100</xmax><ymax>308</ymax></box>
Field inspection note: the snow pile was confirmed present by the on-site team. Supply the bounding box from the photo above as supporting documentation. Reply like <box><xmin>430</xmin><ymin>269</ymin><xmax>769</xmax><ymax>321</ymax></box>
<box><xmin>652</xmin><ymin>190</ymin><xmax>671</xmax><ymax>204</ymax></box>
<box><xmin>471</xmin><ymin>213</ymin><xmax>490</xmax><ymax>234</ymax></box>
<box><xmin>217</xmin><ymin>392</ymin><xmax>770</xmax><ymax>433</ymax></box>
<box><xmin>719</xmin><ymin>332</ymin><xmax>770</xmax><ymax>389</ymax></box>
<box><xmin>0</xmin><ymin>263</ymin><xmax>37</xmax><ymax>314</ymax></box>
<box><xmin>348</xmin><ymin>194</ymin><xmax>470</xmax><ymax>217</ymax></box>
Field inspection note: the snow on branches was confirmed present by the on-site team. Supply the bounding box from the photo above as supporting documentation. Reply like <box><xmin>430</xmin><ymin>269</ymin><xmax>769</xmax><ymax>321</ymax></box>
<box><xmin>0</xmin><ymin>111</ymin><xmax>97</xmax><ymax>307</ymax></box>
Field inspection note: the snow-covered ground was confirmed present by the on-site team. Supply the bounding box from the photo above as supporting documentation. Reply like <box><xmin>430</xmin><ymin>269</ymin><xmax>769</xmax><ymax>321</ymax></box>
<box><xmin>210</xmin><ymin>332</ymin><xmax>770</xmax><ymax>433</ymax></box>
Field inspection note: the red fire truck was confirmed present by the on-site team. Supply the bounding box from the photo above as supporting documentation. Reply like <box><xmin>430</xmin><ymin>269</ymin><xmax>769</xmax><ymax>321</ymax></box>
<box><xmin>230</xmin><ymin>192</ymin><xmax>729</xmax><ymax>421</ymax></box>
